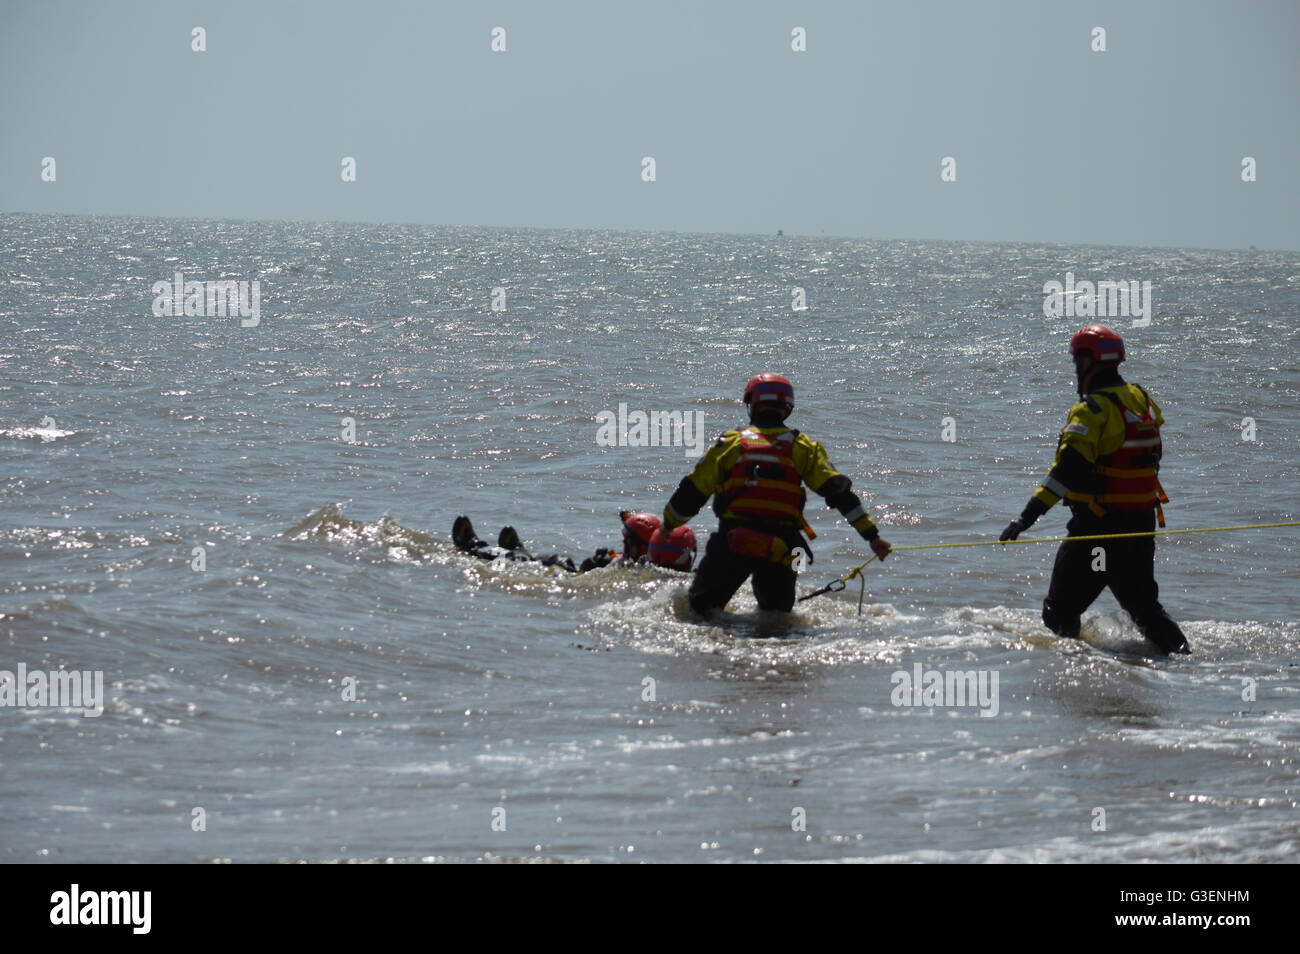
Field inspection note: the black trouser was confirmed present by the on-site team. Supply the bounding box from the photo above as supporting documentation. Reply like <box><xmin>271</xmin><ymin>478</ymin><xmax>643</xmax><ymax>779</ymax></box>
<box><xmin>1042</xmin><ymin>511</ymin><xmax>1188</xmax><ymax>653</ymax></box>
<box><xmin>688</xmin><ymin>524</ymin><xmax>800</xmax><ymax>615</ymax></box>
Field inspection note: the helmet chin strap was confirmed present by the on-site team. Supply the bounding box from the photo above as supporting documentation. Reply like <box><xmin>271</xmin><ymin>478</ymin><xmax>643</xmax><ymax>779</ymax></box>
<box><xmin>1075</xmin><ymin>356</ymin><xmax>1099</xmax><ymax>396</ymax></box>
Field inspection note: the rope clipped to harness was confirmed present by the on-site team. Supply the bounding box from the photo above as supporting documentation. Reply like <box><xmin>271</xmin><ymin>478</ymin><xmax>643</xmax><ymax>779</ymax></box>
<box><xmin>797</xmin><ymin>555</ymin><xmax>878</xmax><ymax>614</ymax></box>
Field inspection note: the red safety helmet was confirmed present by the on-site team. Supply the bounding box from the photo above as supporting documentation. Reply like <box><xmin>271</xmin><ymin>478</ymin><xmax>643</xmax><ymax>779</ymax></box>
<box><xmin>619</xmin><ymin>510</ymin><xmax>661</xmax><ymax>560</ymax></box>
<box><xmin>743</xmin><ymin>373</ymin><xmax>795</xmax><ymax>410</ymax></box>
<box><xmin>1069</xmin><ymin>324</ymin><xmax>1125</xmax><ymax>365</ymax></box>
<box><xmin>648</xmin><ymin>525</ymin><xmax>697</xmax><ymax>570</ymax></box>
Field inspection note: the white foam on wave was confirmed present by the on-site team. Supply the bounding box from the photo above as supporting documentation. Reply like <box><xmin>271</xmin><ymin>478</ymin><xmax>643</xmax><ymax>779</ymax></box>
<box><xmin>0</xmin><ymin>426</ymin><xmax>78</xmax><ymax>441</ymax></box>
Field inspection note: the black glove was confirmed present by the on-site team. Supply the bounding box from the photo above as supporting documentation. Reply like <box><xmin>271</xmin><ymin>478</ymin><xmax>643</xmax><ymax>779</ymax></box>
<box><xmin>1001</xmin><ymin>498</ymin><xmax>1048</xmax><ymax>542</ymax></box>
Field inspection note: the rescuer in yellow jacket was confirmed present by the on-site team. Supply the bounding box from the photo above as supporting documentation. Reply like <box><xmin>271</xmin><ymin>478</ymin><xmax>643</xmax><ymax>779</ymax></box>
<box><xmin>659</xmin><ymin>373</ymin><xmax>891</xmax><ymax>616</ymax></box>
<box><xmin>1000</xmin><ymin>325</ymin><xmax>1189</xmax><ymax>654</ymax></box>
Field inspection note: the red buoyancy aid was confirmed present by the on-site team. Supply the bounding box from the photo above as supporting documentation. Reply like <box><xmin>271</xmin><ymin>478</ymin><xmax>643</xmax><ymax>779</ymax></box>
<box><xmin>1065</xmin><ymin>387</ymin><xmax>1169</xmax><ymax>523</ymax></box>
<box><xmin>718</xmin><ymin>428</ymin><xmax>805</xmax><ymax>523</ymax></box>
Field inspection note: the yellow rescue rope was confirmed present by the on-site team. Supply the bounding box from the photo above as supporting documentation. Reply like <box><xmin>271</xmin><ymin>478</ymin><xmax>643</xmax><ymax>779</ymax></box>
<box><xmin>797</xmin><ymin>521</ymin><xmax>1300</xmax><ymax>613</ymax></box>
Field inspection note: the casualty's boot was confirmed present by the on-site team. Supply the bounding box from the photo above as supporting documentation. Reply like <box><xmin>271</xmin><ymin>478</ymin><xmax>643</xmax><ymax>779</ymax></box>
<box><xmin>498</xmin><ymin>526</ymin><xmax>527</xmax><ymax>554</ymax></box>
<box><xmin>453</xmin><ymin>515</ymin><xmax>484</xmax><ymax>551</ymax></box>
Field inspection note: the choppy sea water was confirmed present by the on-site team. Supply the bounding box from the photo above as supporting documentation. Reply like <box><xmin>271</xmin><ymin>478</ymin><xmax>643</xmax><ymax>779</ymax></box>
<box><xmin>1</xmin><ymin>213</ymin><xmax>1297</xmax><ymax>863</ymax></box>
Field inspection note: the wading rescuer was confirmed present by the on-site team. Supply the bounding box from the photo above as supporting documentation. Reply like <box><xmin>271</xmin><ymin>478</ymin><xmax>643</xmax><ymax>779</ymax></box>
<box><xmin>999</xmin><ymin>325</ymin><xmax>1190</xmax><ymax>654</ymax></box>
<box><xmin>656</xmin><ymin>373</ymin><xmax>892</xmax><ymax>616</ymax></box>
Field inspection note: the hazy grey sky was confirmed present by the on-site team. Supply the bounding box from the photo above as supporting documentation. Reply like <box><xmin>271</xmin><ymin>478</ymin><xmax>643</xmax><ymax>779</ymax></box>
<box><xmin>2</xmin><ymin>0</ymin><xmax>1297</xmax><ymax>250</ymax></box>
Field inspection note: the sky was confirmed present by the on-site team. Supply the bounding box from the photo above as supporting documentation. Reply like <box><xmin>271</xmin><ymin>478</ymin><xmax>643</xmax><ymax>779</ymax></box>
<box><xmin>1</xmin><ymin>0</ymin><xmax>1297</xmax><ymax>250</ymax></box>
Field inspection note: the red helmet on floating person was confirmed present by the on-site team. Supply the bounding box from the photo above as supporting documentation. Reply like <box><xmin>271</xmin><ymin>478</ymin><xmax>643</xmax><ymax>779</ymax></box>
<box><xmin>1069</xmin><ymin>325</ymin><xmax>1125</xmax><ymax>365</ymax></box>
<box><xmin>743</xmin><ymin>373</ymin><xmax>795</xmax><ymax>412</ymax></box>
<box><xmin>648</xmin><ymin>525</ymin><xmax>697</xmax><ymax>570</ymax></box>
<box><xmin>620</xmin><ymin>510</ymin><xmax>661</xmax><ymax>560</ymax></box>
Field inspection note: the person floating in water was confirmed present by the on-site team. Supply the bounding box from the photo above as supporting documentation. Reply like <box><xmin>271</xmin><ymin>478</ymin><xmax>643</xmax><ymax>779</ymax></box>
<box><xmin>452</xmin><ymin>515</ymin><xmax>578</xmax><ymax>571</ymax></box>
<box><xmin>656</xmin><ymin>372</ymin><xmax>892</xmax><ymax>616</ymax></box>
<box><xmin>452</xmin><ymin>511</ymin><xmax>697</xmax><ymax>573</ymax></box>
<box><xmin>998</xmin><ymin>324</ymin><xmax>1190</xmax><ymax>654</ymax></box>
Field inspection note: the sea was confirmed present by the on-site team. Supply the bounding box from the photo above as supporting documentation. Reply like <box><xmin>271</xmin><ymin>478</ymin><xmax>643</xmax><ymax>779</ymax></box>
<box><xmin>1</xmin><ymin>212</ymin><xmax>1296</xmax><ymax>863</ymax></box>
